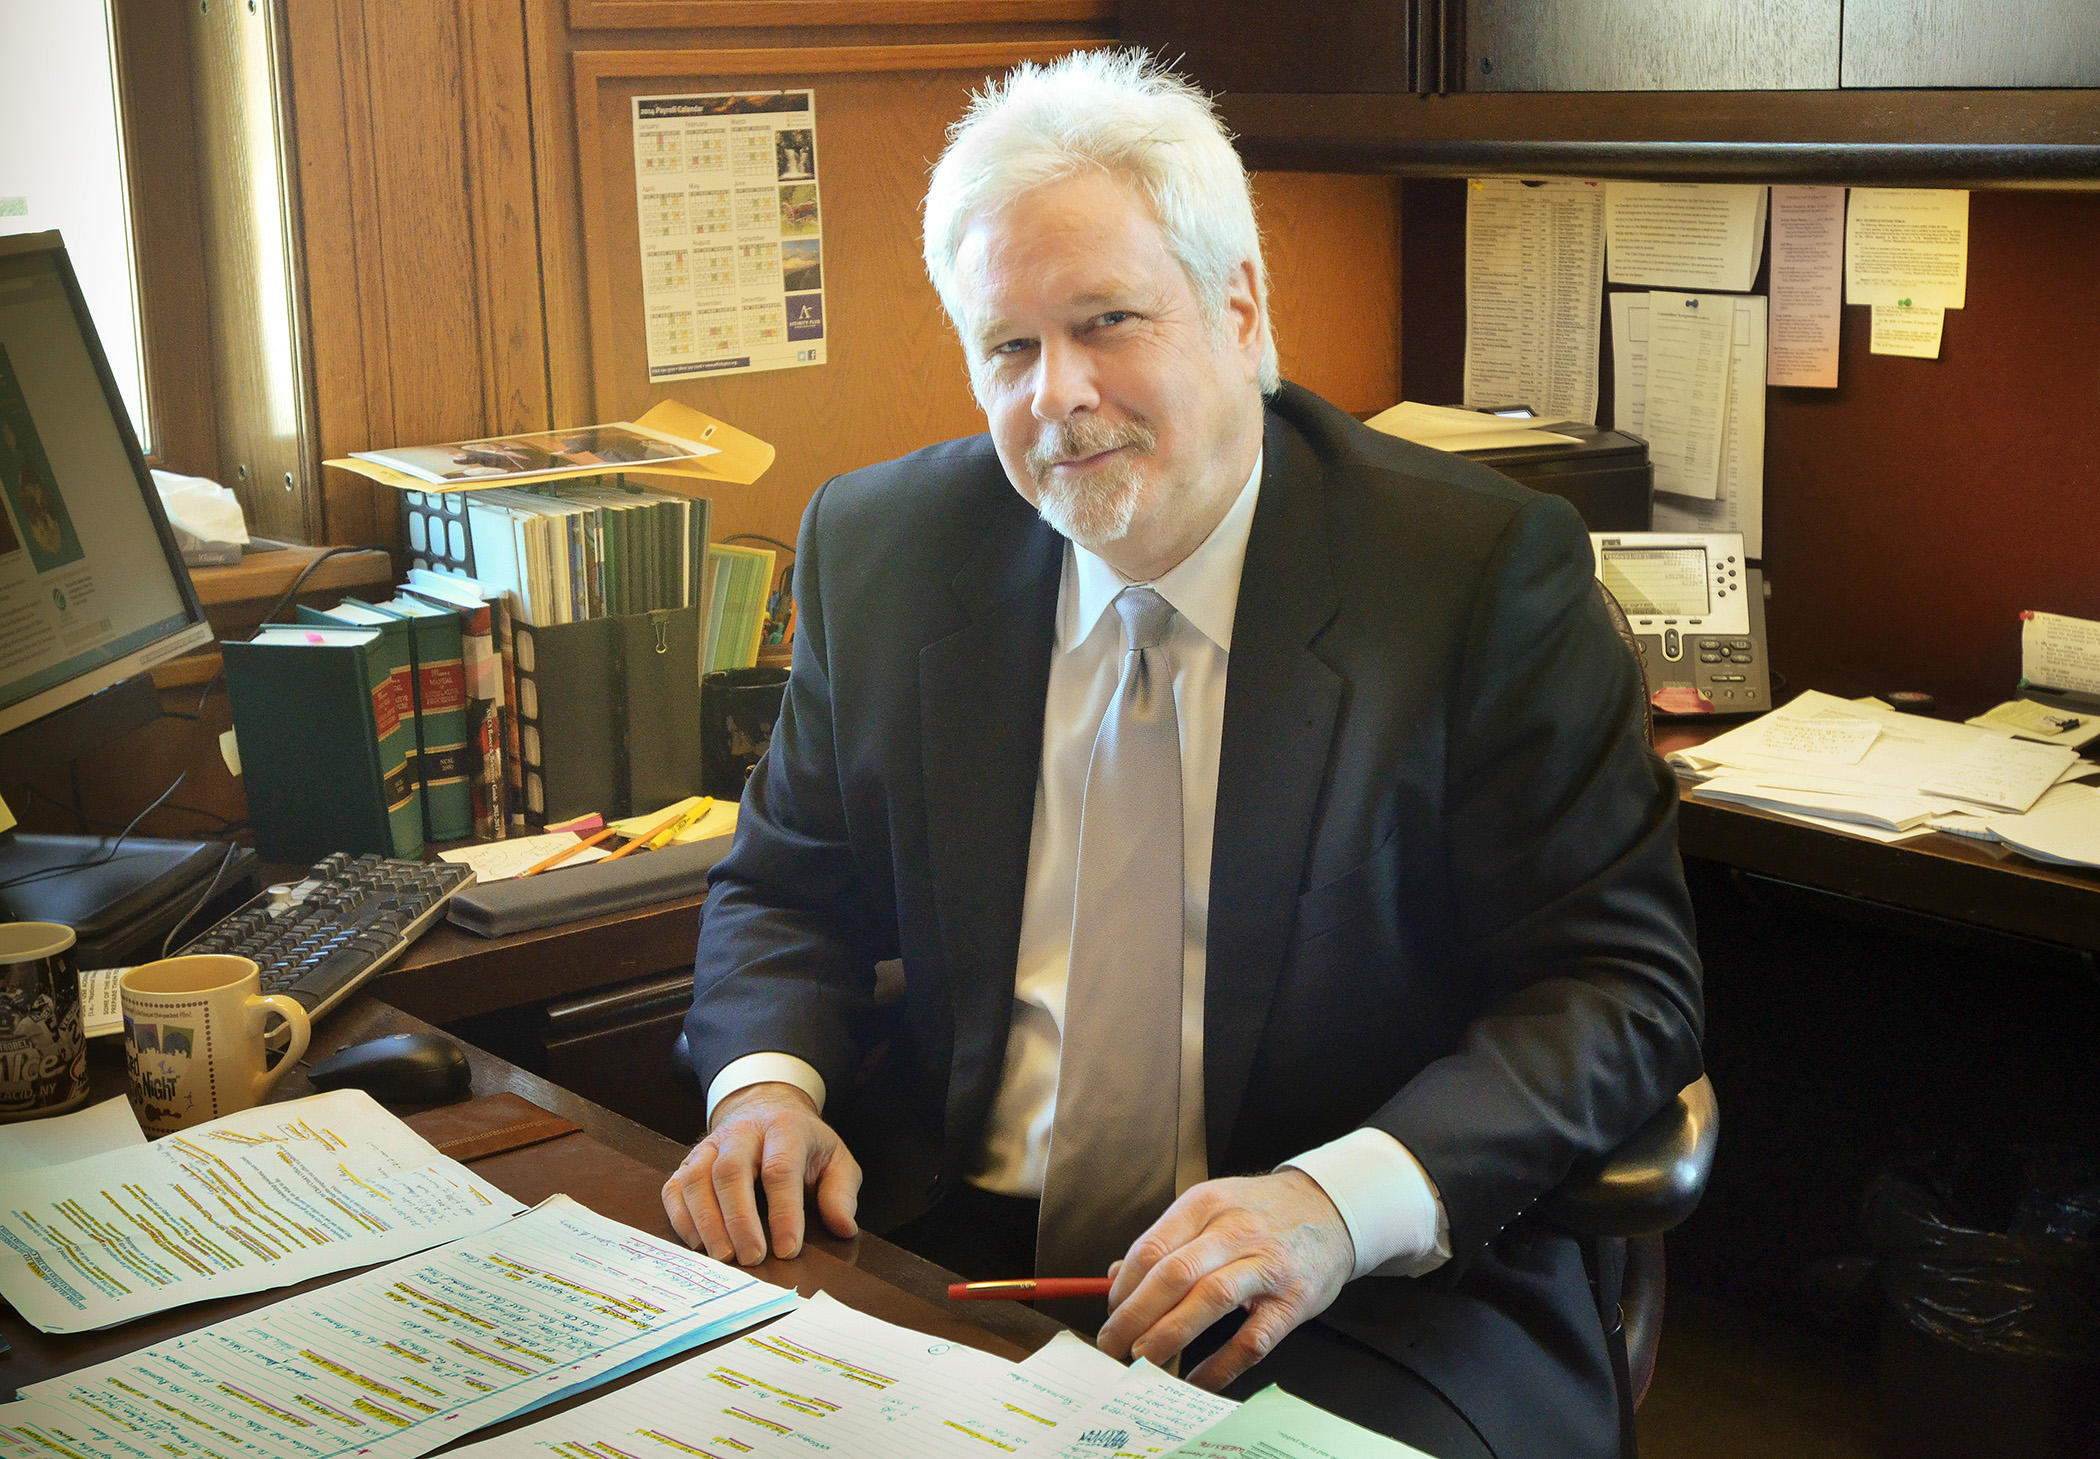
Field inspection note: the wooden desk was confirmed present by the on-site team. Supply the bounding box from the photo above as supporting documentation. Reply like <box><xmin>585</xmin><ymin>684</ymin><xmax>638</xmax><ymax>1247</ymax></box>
<box><xmin>379</xmin><ymin>893</ymin><xmax>706</xmax><ymax>1025</ymax></box>
<box><xmin>1657</xmin><ymin>723</ymin><xmax>2100</xmax><ymax>958</ymax></box>
<box><xmin>0</xmin><ymin>997</ymin><xmax>1063</xmax><ymax>1402</ymax></box>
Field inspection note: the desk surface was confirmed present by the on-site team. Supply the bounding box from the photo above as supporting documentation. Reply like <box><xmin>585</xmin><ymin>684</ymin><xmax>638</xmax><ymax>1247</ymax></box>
<box><xmin>1</xmin><ymin>997</ymin><xmax>1063</xmax><ymax>1401</ymax></box>
<box><xmin>1659</xmin><ymin>723</ymin><xmax>2100</xmax><ymax>955</ymax></box>
<box><xmin>369</xmin><ymin>725</ymin><xmax>2100</xmax><ymax>1034</ymax></box>
<box><xmin>380</xmin><ymin>891</ymin><xmax>705</xmax><ymax>1024</ymax></box>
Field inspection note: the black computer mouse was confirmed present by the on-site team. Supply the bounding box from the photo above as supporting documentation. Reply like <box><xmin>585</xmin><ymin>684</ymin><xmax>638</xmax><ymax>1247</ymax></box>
<box><xmin>307</xmin><ymin>1031</ymin><xmax>472</xmax><ymax>1104</ymax></box>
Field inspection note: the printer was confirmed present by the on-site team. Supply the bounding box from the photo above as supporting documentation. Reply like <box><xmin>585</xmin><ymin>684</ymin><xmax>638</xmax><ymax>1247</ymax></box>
<box><xmin>1457</xmin><ymin>420</ymin><xmax>1653</xmax><ymax>533</ymax></box>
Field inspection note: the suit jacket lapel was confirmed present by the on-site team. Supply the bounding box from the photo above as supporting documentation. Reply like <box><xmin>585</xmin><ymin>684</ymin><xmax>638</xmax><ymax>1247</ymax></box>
<box><xmin>920</xmin><ymin>491</ymin><xmax>1063</xmax><ymax>1166</ymax></box>
<box><xmin>1206</xmin><ymin>411</ymin><xmax>1344</xmax><ymax>1171</ymax></box>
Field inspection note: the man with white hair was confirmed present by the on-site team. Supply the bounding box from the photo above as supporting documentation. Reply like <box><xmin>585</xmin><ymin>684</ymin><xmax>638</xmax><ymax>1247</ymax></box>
<box><xmin>665</xmin><ymin>50</ymin><xmax>1702</xmax><ymax>1458</ymax></box>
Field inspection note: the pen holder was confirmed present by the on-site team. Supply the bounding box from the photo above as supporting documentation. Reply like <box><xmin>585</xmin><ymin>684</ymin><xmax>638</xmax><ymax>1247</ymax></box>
<box><xmin>701</xmin><ymin>667</ymin><xmax>789</xmax><ymax>798</ymax></box>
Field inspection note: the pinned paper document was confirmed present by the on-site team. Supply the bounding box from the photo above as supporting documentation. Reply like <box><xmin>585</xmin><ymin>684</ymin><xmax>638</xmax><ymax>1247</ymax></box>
<box><xmin>1846</xmin><ymin>189</ymin><xmax>1969</xmax><ymax>310</ymax></box>
<box><xmin>1464</xmin><ymin>177</ymin><xmax>1605</xmax><ymax>424</ymax></box>
<box><xmin>1609</xmin><ymin>292</ymin><xmax>1767</xmax><ymax>553</ymax></box>
<box><xmin>1605</xmin><ymin>182</ymin><xmax>1767</xmax><ymax>293</ymax></box>
<box><xmin>1767</xmin><ymin>186</ymin><xmax>1845</xmax><ymax>388</ymax></box>
<box><xmin>1643</xmin><ymin>292</ymin><xmax>1738</xmax><ymax>501</ymax></box>
<box><xmin>1870</xmin><ymin>303</ymin><xmax>1945</xmax><ymax>359</ymax></box>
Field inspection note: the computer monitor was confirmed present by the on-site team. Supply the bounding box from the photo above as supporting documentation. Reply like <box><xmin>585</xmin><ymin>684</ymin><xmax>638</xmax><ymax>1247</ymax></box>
<box><xmin>0</xmin><ymin>231</ymin><xmax>230</xmax><ymax>959</ymax></box>
<box><xmin>0</xmin><ymin>231</ymin><xmax>211</xmax><ymax>748</ymax></box>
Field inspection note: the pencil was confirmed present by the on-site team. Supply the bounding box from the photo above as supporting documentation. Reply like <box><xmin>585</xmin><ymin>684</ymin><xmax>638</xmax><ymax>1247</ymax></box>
<box><xmin>602</xmin><ymin>806</ymin><xmax>690</xmax><ymax>862</ymax></box>
<box><xmin>947</xmin><ymin>1277</ymin><xmax>1114</xmax><ymax>1300</ymax></box>
<box><xmin>518</xmin><ymin>825</ymin><xmax>616</xmax><ymax>877</ymax></box>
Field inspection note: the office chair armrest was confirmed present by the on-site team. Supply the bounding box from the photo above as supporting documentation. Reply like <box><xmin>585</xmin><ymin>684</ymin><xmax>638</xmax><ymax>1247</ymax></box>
<box><xmin>671</xmin><ymin>1029</ymin><xmax>701</xmax><ymax>1095</ymax></box>
<box><xmin>1539</xmin><ymin>1076</ymin><xmax>1718</xmax><ymax>1238</ymax></box>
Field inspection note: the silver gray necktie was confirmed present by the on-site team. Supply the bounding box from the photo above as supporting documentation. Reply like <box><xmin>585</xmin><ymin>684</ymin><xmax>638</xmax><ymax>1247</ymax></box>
<box><xmin>1038</xmin><ymin>584</ymin><xmax>1184</xmax><ymax>1286</ymax></box>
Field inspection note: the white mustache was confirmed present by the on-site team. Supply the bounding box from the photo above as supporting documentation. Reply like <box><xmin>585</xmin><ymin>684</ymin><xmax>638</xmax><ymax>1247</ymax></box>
<box><xmin>1026</xmin><ymin>419</ymin><xmax>1156</xmax><ymax>478</ymax></box>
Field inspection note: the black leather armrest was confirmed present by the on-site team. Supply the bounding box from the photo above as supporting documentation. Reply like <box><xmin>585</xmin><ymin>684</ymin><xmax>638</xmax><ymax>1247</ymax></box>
<box><xmin>671</xmin><ymin>1029</ymin><xmax>701</xmax><ymax>1094</ymax></box>
<box><xmin>1540</xmin><ymin>1075</ymin><xmax>1719</xmax><ymax>1238</ymax></box>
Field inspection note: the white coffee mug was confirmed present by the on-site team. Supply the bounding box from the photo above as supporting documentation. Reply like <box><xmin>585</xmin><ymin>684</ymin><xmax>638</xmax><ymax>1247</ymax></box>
<box><xmin>120</xmin><ymin>956</ymin><xmax>311</xmax><ymax>1136</ymax></box>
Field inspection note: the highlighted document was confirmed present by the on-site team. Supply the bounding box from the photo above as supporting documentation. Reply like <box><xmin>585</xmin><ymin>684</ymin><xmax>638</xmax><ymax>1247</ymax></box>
<box><xmin>0</xmin><ymin>1089</ymin><xmax>525</xmax><ymax>1332</ymax></box>
<box><xmin>1</xmin><ymin>1196</ymin><xmax>798</xmax><ymax>1459</ymax></box>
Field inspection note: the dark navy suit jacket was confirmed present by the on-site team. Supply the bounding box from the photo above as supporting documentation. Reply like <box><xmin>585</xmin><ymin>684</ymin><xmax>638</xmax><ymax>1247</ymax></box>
<box><xmin>686</xmin><ymin>383</ymin><xmax>1704</xmax><ymax>1459</ymax></box>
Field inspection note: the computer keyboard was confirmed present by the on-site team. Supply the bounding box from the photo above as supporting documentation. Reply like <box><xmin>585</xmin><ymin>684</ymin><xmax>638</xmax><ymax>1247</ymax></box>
<box><xmin>176</xmin><ymin>853</ymin><xmax>474</xmax><ymax>1020</ymax></box>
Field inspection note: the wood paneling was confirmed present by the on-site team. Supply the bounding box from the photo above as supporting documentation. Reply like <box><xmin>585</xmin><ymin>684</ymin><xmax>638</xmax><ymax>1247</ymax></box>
<box><xmin>571</xmin><ymin>0</ymin><xmax>1113</xmax><ymax>27</ymax></box>
<box><xmin>565</xmin><ymin>42</ymin><xmax>1111</xmax><ymax>553</ymax></box>
<box><xmin>1468</xmin><ymin>0</ymin><xmax>1839</xmax><ymax>92</ymax></box>
<box><xmin>111</xmin><ymin>0</ymin><xmax>221</xmax><ymax>477</ymax></box>
<box><xmin>1843</xmin><ymin>0</ymin><xmax>2100</xmax><ymax>88</ymax></box>
<box><xmin>1252</xmin><ymin>173</ymin><xmax>1401</xmax><ymax>413</ymax></box>
<box><xmin>1219</xmin><ymin>90</ymin><xmax>2100</xmax><ymax>186</ymax></box>
<box><xmin>286</xmin><ymin>0</ymin><xmax>547</xmax><ymax>550</ymax></box>
<box><xmin>1398</xmin><ymin>183</ymin><xmax>2100</xmax><ymax>722</ymax></box>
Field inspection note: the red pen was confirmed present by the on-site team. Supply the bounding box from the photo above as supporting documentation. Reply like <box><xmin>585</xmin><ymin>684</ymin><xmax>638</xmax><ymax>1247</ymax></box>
<box><xmin>947</xmin><ymin>1277</ymin><xmax>1114</xmax><ymax>1300</ymax></box>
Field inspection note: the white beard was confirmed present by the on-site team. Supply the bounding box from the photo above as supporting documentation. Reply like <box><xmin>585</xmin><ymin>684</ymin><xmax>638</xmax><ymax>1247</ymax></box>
<box><xmin>1027</xmin><ymin>418</ymin><xmax>1157</xmax><ymax>549</ymax></box>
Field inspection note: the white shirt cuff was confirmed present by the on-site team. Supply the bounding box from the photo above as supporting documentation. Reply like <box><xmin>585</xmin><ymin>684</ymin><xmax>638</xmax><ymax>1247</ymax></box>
<box><xmin>1284</xmin><ymin>1127</ymin><xmax>1453</xmax><ymax>1281</ymax></box>
<box><xmin>705</xmin><ymin>1052</ymin><xmax>828</xmax><ymax>1126</ymax></box>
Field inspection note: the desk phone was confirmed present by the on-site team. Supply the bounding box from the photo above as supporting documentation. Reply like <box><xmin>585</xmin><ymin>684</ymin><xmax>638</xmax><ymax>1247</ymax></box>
<box><xmin>1590</xmin><ymin>532</ymin><xmax>1771</xmax><ymax>717</ymax></box>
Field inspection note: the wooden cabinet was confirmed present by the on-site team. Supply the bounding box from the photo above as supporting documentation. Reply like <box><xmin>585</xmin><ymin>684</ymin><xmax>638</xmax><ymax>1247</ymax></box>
<box><xmin>1468</xmin><ymin>0</ymin><xmax>1838</xmax><ymax>92</ymax></box>
<box><xmin>1121</xmin><ymin>0</ymin><xmax>2100</xmax><ymax>184</ymax></box>
<box><xmin>1842</xmin><ymin>0</ymin><xmax>2100</xmax><ymax>87</ymax></box>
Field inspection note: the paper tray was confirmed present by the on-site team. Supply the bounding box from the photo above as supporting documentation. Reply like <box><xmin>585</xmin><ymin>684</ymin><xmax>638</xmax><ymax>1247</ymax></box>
<box><xmin>447</xmin><ymin>833</ymin><xmax>733</xmax><ymax>938</ymax></box>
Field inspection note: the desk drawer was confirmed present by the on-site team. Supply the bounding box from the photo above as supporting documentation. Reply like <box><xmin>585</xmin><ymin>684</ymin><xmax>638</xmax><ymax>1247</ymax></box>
<box><xmin>542</xmin><ymin>971</ymin><xmax>704</xmax><ymax>1145</ymax></box>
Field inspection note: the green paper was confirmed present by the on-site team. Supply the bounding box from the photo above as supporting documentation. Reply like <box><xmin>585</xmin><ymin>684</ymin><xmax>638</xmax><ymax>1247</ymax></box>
<box><xmin>1162</xmin><ymin>1385</ymin><xmax>1438</xmax><ymax>1459</ymax></box>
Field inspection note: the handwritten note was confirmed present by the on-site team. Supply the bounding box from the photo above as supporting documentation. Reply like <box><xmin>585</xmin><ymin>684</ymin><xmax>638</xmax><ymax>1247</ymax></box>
<box><xmin>2021</xmin><ymin>611</ymin><xmax>2100</xmax><ymax>697</ymax></box>
<box><xmin>1918</xmin><ymin>735</ymin><xmax>2081</xmax><ymax>815</ymax></box>
<box><xmin>438</xmin><ymin>831</ymin><xmax>609</xmax><ymax>882</ymax></box>
<box><xmin>1044</xmin><ymin>1361</ymin><xmax>1240</xmax><ymax>1459</ymax></box>
<box><xmin>1743</xmin><ymin>715</ymin><xmax>1883</xmax><ymax>765</ymax></box>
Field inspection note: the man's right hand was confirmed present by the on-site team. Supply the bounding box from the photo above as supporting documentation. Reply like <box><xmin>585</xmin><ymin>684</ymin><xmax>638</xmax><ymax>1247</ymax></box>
<box><xmin>661</xmin><ymin>1082</ymin><xmax>862</xmax><ymax>1264</ymax></box>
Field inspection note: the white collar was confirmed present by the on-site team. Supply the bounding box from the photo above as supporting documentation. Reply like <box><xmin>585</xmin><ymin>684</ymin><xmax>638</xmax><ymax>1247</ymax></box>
<box><xmin>1061</xmin><ymin>450</ymin><xmax>1263</xmax><ymax>655</ymax></box>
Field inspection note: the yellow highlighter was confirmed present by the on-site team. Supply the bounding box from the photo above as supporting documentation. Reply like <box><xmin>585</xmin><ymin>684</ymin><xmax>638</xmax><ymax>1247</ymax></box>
<box><xmin>646</xmin><ymin>796</ymin><xmax>715</xmax><ymax>850</ymax></box>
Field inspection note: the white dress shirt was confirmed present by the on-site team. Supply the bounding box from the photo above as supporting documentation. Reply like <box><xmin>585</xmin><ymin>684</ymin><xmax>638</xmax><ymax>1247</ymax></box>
<box><xmin>710</xmin><ymin>455</ymin><xmax>1450</xmax><ymax>1280</ymax></box>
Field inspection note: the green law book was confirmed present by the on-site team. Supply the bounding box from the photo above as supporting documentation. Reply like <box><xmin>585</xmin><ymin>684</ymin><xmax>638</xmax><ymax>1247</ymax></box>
<box><xmin>376</xmin><ymin>595</ymin><xmax>475</xmax><ymax>842</ymax></box>
<box><xmin>224</xmin><ymin>625</ymin><xmax>422</xmax><ymax>862</ymax></box>
<box><xmin>296</xmin><ymin>601</ymin><xmax>426</xmax><ymax>844</ymax></box>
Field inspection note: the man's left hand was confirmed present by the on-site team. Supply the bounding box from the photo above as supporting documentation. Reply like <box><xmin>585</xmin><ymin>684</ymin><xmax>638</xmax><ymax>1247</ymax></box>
<box><xmin>1095</xmin><ymin>1169</ymin><xmax>1354</xmax><ymax>1391</ymax></box>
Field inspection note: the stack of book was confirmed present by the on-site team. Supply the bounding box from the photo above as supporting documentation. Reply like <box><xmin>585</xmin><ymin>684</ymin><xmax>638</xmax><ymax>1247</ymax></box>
<box><xmin>224</xmin><ymin>624</ymin><xmax>427</xmax><ymax>863</ymax></box>
<box><xmin>703</xmin><ymin>541</ymin><xmax>777</xmax><ymax>673</ymax></box>
<box><xmin>462</xmin><ymin>480</ymin><xmax>712</xmax><ymax>627</ymax></box>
